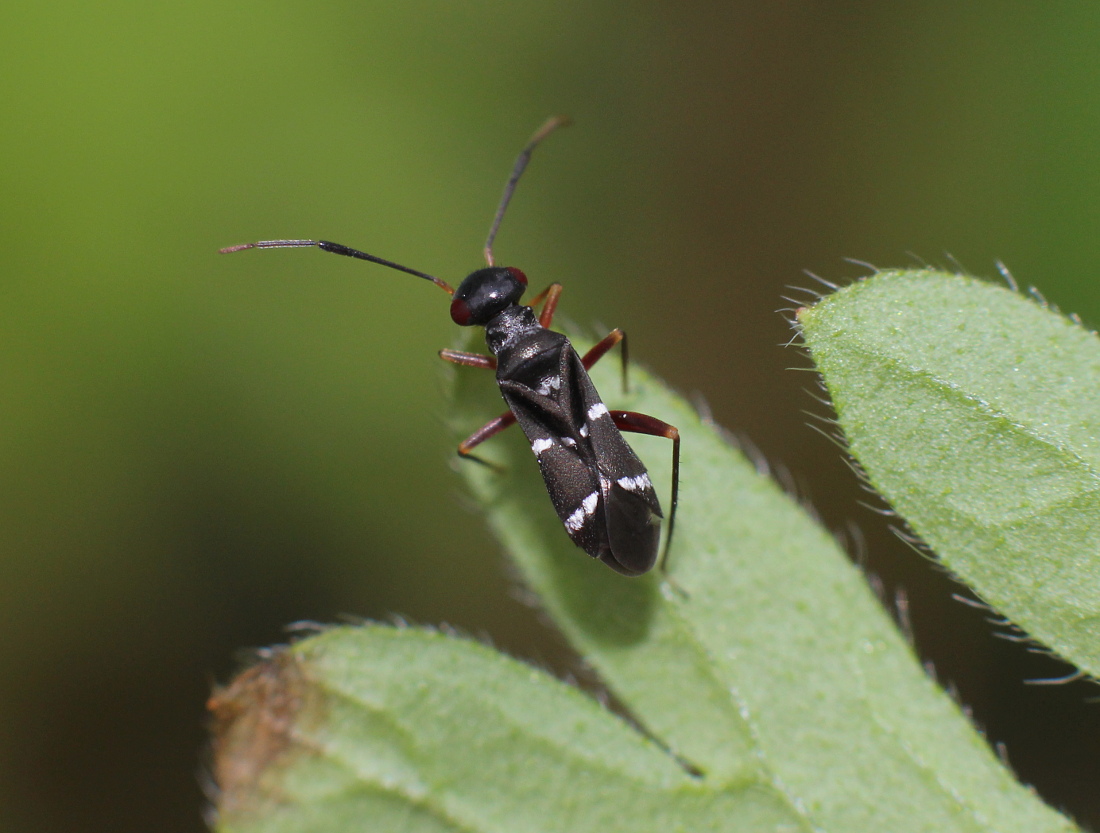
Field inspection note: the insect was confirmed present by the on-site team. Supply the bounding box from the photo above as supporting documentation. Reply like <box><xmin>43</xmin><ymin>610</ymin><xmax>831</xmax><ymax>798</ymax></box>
<box><xmin>220</xmin><ymin>117</ymin><xmax>679</xmax><ymax>576</ymax></box>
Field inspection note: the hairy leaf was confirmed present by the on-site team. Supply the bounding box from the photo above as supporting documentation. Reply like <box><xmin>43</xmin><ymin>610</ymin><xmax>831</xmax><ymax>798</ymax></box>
<box><xmin>208</xmin><ymin>320</ymin><xmax>1079</xmax><ymax>832</ymax></box>
<box><xmin>799</xmin><ymin>270</ymin><xmax>1100</xmax><ymax>678</ymax></box>
<box><xmin>443</xmin><ymin>330</ymin><xmax>1077</xmax><ymax>832</ymax></box>
<box><xmin>210</xmin><ymin>626</ymin><xmax>803</xmax><ymax>832</ymax></box>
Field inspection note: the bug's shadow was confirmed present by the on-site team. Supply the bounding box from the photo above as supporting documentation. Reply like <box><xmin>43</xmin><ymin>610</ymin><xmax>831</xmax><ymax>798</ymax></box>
<box><xmin>548</xmin><ymin>551</ymin><xmax>661</xmax><ymax>647</ymax></box>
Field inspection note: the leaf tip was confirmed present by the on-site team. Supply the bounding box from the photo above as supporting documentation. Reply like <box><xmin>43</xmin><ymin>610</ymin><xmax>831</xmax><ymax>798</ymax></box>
<box><xmin>207</xmin><ymin>648</ymin><xmax>319</xmax><ymax>825</ymax></box>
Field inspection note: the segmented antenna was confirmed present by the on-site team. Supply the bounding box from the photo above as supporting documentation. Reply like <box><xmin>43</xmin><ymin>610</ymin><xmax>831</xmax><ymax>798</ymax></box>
<box><xmin>219</xmin><ymin>239</ymin><xmax>455</xmax><ymax>294</ymax></box>
<box><xmin>483</xmin><ymin>115</ymin><xmax>572</xmax><ymax>267</ymax></box>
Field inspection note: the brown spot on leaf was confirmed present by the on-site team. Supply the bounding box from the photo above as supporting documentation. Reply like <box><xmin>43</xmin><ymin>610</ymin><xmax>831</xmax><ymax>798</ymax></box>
<box><xmin>207</xmin><ymin>648</ymin><xmax>320</xmax><ymax>822</ymax></box>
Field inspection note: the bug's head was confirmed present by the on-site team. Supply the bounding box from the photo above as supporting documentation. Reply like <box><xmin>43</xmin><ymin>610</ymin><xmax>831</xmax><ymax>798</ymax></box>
<box><xmin>449</xmin><ymin>266</ymin><xmax>528</xmax><ymax>326</ymax></box>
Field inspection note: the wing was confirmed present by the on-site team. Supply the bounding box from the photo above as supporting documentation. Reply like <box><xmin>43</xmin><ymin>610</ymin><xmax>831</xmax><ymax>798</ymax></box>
<box><xmin>500</xmin><ymin>369</ymin><xmax>609</xmax><ymax>561</ymax></box>
<box><xmin>500</xmin><ymin>345</ymin><xmax>662</xmax><ymax>575</ymax></box>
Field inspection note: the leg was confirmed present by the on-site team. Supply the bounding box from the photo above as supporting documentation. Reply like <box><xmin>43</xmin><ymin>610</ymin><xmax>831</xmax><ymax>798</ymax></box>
<box><xmin>440</xmin><ymin>348</ymin><xmax>496</xmax><ymax>370</ymax></box>
<box><xmin>527</xmin><ymin>283</ymin><xmax>563</xmax><ymax>328</ymax></box>
<box><xmin>611</xmin><ymin>411</ymin><xmax>680</xmax><ymax>573</ymax></box>
<box><xmin>457</xmin><ymin>410</ymin><xmax>517</xmax><ymax>470</ymax></box>
<box><xmin>442</xmin><ymin>349</ymin><xmax>510</xmax><ymax>466</ymax></box>
<box><xmin>582</xmin><ymin>328</ymin><xmax>629</xmax><ymax>394</ymax></box>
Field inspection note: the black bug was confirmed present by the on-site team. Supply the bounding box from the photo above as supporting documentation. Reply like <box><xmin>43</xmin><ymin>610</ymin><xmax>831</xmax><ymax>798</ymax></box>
<box><xmin>220</xmin><ymin>117</ymin><xmax>680</xmax><ymax>576</ymax></box>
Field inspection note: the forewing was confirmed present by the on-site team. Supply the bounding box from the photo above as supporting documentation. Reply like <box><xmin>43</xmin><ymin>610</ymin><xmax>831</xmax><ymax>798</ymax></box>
<box><xmin>566</xmin><ymin>351</ymin><xmax>663</xmax><ymax>575</ymax></box>
<box><xmin>499</xmin><ymin>346</ymin><xmax>664</xmax><ymax>574</ymax></box>
<box><xmin>499</xmin><ymin>374</ymin><xmax>609</xmax><ymax>559</ymax></box>
<box><xmin>603</xmin><ymin>480</ymin><xmax>662</xmax><ymax>575</ymax></box>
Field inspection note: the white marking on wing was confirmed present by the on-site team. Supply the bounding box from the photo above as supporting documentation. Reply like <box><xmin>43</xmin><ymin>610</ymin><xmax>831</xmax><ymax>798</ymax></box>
<box><xmin>532</xmin><ymin>438</ymin><xmax>553</xmax><ymax>455</ymax></box>
<box><xmin>564</xmin><ymin>491</ymin><xmax>600</xmax><ymax>532</ymax></box>
<box><xmin>586</xmin><ymin>403</ymin><xmax>609</xmax><ymax>421</ymax></box>
<box><xmin>561</xmin><ymin>436</ymin><xmax>576</xmax><ymax>447</ymax></box>
<box><xmin>616</xmin><ymin>473</ymin><xmax>653</xmax><ymax>493</ymax></box>
<box><xmin>578</xmin><ymin>424</ymin><xmax>588</xmax><ymax>438</ymax></box>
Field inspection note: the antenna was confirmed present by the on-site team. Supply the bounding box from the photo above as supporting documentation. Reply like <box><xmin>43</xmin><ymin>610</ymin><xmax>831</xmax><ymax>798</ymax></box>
<box><xmin>483</xmin><ymin>115</ymin><xmax>572</xmax><ymax>267</ymax></box>
<box><xmin>219</xmin><ymin>239</ymin><xmax>455</xmax><ymax>295</ymax></box>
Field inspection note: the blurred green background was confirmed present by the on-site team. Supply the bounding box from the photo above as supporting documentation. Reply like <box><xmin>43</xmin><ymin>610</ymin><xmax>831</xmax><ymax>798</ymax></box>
<box><xmin>3</xmin><ymin>3</ymin><xmax>1100</xmax><ymax>831</ymax></box>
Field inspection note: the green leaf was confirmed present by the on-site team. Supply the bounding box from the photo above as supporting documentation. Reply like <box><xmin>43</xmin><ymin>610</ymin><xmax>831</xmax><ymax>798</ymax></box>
<box><xmin>798</xmin><ymin>269</ymin><xmax>1100</xmax><ymax>678</ymax></box>
<box><xmin>444</xmin><ymin>331</ymin><xmax>1077</xmax><ymax>833</ymax></box>
<box><xmin>209</xmin><ymin>626</ymin><xmax>803</xmax><ymax>833</ymax></box>
<box><xmin>209</xmin><ymin>322</ymin><xmax>1079</xmax><ymax>833</ymax></box>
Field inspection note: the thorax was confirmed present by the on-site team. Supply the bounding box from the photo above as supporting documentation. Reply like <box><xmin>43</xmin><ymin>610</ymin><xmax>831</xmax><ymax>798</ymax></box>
<box><xmin>485</xmin><ymin>306</ymin><xmax>570</xmax><ymax>391</ymax></box>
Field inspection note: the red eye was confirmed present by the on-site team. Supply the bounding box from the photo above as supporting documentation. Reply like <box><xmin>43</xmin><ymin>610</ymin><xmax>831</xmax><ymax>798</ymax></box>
<box><xmin>506</xmin><ymin>267</ymin><xmax>528</xmax><ymax>285</ymax></box>
<box><xmin>450</xmin><ymin>296</ymin><xmax>472</xmax><ymax>326</ymax></box>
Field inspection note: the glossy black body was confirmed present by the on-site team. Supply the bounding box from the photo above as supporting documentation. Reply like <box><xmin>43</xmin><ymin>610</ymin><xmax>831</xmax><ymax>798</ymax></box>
<box><xmin>459</xmin><ymin>270</ymin><xmax>663</xmax><ymax>576</ymax></box>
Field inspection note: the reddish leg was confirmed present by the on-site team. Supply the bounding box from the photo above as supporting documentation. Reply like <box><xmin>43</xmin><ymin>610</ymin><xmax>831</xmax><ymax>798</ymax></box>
<box><xmin>440</xmin><ymin>348</ymin><xmax>510</xmax><ymax>467</ymax></box>
<box><xmin>611</xmin><ymin>410</ymin><xmax>680</xmax><ymax>573</ymax></box>
<box><xmin>527</xmin><ymin>285</ymin><xmax>629</xmax><ymax>390</ymax></box>
<box><xmin>581</xmin><ymin>328</ymin><xmax>629</xmax><ymax>393</ymax></box>
<box><xmin>528</xmin><ymin>283</ymin><xmax>563</xmax><ymax>328</ymax></box>
<box><xmin>440</xmin><ymin>348</ymin><xmax>496</xmax><ymax>370</ymax></box>
<box><xmin>454</xmin><ymin>411</ymin><xmax>518</xmax><ymax>470</ymax></box>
